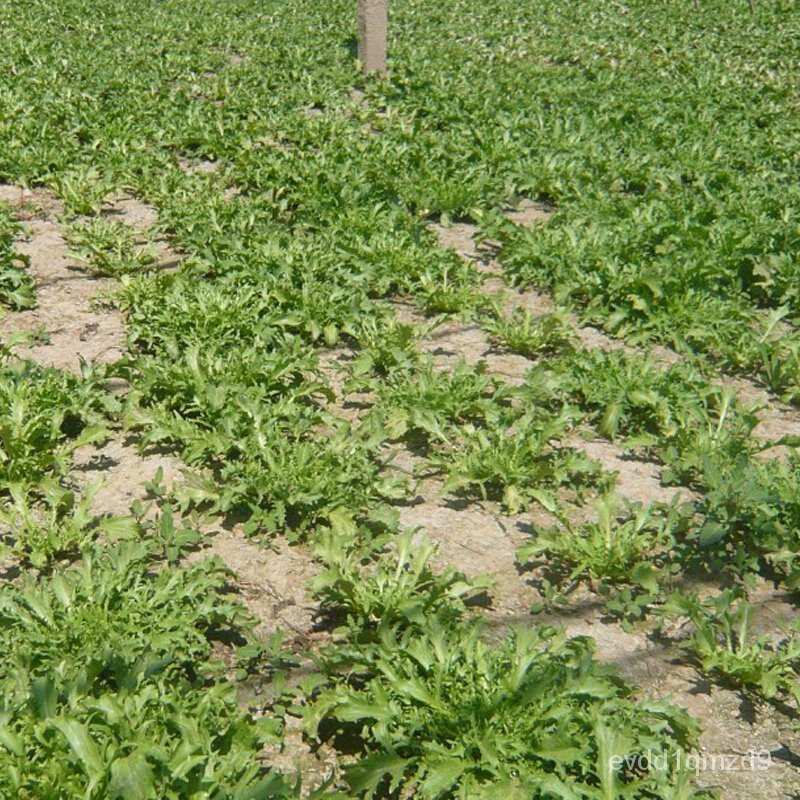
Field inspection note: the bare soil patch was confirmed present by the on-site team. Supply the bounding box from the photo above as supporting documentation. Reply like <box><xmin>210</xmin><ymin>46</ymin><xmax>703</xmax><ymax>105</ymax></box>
<box><xmin>104</xmin><ymin>193</ymin><xmax>185</xmax><ymax>272</ymax></box>
<box><xmin>187</xmin><ymin>528</ymin><xmax>321</xmax><ymax>646</ymax></box>
<box><xmin>402</xmin><ymin>481</ymin><xmax>540</xmax><ymax>620</ymax></box>
<box><xmin>176</xmin><ymin>157</ymin><xmax>222</xmax><ymax>177</ymax></box>
<box><xmin>0</xmin><ymin>189</ymin><xmax>125</xmax><ymax>371</ymax></box>
<box><xmin>71</xmin><ymin>435</ymin><xmax>183</xmax><ymax>517</ymax></box>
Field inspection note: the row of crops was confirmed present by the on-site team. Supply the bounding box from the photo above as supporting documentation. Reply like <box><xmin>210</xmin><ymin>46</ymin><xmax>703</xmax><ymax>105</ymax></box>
<box><xmin>1</xmin><ymin>0</ymin><xmax>799</xmax><ymax>796</ymax></box>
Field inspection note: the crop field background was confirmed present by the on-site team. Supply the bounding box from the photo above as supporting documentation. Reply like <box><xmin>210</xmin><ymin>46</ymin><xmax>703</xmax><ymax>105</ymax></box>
<box><xmin>1</xmin><ymin>0</ymin><xmax>800</xmax><ymax>797</ymax></box>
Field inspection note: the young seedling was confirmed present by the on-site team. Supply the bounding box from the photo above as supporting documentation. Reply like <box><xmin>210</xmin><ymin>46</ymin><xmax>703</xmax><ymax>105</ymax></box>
<box><xmin>0</xmin><ymin>207</ymin><xmax>35</xmax><ymax>310</ymax></box>
<box><xmin>433</xmin><ymin>410</ymin><xmax>607</xmax><ymax>513</ymax></box>
<box><xmin>663</xmin><ymin>591</ymin><xmax>800</xmax><ymax>707</ymax></box>
<box><xmin>519</xmin><ymin>493</ymin><xmax>685</xmax><ymax>594</ymax></box>
<box><xmin>485</xmin><ymin>307</ymin><xmax>578</xmax><ymax>359</ymax></box>
<box><xmin>51</xmin><ymin>167</ymin><xmax>113</xmax><ymax>216</ymax></box>
<box><xmin>66</xmin><ymin>217</ymin><xmax>158</xmax><ymax>277</ymax></box>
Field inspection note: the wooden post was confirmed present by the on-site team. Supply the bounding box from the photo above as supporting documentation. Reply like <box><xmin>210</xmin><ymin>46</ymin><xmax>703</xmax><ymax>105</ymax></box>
<box><xmin>358</xmin><ymin>0</ymin><xmax>388</xmax><ymax>77</ymax></box>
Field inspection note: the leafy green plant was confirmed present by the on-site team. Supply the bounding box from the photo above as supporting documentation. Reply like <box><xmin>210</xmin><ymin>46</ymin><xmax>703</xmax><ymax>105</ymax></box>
<box><xmin>0</xmin><ymin>483</ymin><xmax>137</xmax><ymax>567</ymax></box>
<box><xmin>663</xmin><ymin>591</ymin><xmax>800</xmax><ymax>706</ymax></box>
<box><xmin>307</xmin><ymin>539</ymin><xmax>702</xmax><ymax>799</ymax></box>
<box><xmin>431</xmin><ymin>410</ymin><xmax>608</xmax><ymax>513</ymax></box>
<box><xmin>366</xmin><ymin>359</ymin><xmax>509</xmax><ymax>447</ymax></box>
<box><xmin>346</xmin><ymin>315</ymin><xmax>420</xmax><ymax>384</ymax></box>
<box><xmin>132</xmin><ymin>499</ymin><xmax>203</xmax><ymax>565</ymax></box>
<box><xmin>50</xmin><ymin>167</ymin><xmax>113</xmax><ymax>216</ymax></box>
<box><xmin>311</xmin><ymin>622</ymin><xmax>705</xmax><ymax>799</ymax></box>
<box><xmin>66</xmin><ymin>217</ymin><xmax>158</xmax><ymax>277</ymax></box>
<box><xmin>311</xmin><ymin>527</ymin><xmax>492</xmax><ymax>634</ymax></box>
<box><xmin>4</xmin><ymin>0</ymin><xmax>800</xmax><ymax>790</ymax></box>
<box><xmin>485</xmin><ymin>308</ymin><xmax>577</xmax><ymax>359</ymax></box>
<box><xmin>0</xmin><ymin>356</ymin><xmax>114</xmax><ymax>497</ymax></box>
<box><xmin>527</xmin><ymin>349</ymin><xmax>757</xmax><ymax>458</ymax></box>
<box><xmin>523</xmin><ymin>346</ymin><xmax>800</xmax><ymax>579</ymax></box>
<box><xmin>118</xmin><ymin>333</ymin><xmax>404</xmax><ymax>536</ymax></box>
<box><xmin>0</xmin><ymin>541</ymin><xmax>300</xmax><ymax>798</ymax></box>
<box><xmin>519</xmin><ymin>494</ymin><xmax>687</xmax><ymax>594</ymax></box>
<box><xmin>0</xmin><ymin>206</ymin><xmax>35</xmax><ymax>310</ymax></box>
<box><xmin>518</xmin><ymin>495</ymin><xmax>679</xmax><ymax>592</ymax></box>
<box><xmin>415</xmin><ymin>262</ymin><xmax>486</xmax><ymax>316</ymax></box>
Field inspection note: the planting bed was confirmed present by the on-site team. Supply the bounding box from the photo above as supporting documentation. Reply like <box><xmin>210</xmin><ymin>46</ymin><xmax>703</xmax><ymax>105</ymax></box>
<box><xmin>1</xmin><ymin>1</ymin><xmax>800</xmax><ymax>797</ymax></box>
